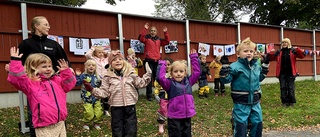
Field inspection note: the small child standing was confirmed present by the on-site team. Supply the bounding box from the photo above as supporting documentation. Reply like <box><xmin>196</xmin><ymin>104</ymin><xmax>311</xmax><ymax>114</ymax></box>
<box><xmin>127</xmin><ymin>48</ymin><xmax>143</xmax><ymax>74</ymax></box>
<box><xmin>198</xmin><ymin>54</ymin><xmax>212</xmax><ymax>98</ymax></box>
<box><xmin>85</xmin><ymin>45</ymin><xmax>110</xmax><ymax>116</ymax></box>
<box><xmin>220</xmin><ymin>37</ymin><xmax>269</xmax><ymax>137</ymax></box>
<box><xmin>209</xmin><ymin>56</ymin><xmax>226</xmax><ymax>97</ymax></box>
<box><xmin>154</xmin><ymin>57</ymin><xmax>173</xmax><ymax>135</ymax></box>
<box><xmin>156</xmin><ymin>49</ymin><xmax>200</xmax><ymax>137</ymax></box>
<box><xmin>75</xmin><ymin>59</ymin><xmax>103</xmax><ymax>130</ymax></box>
<box><xmin>7</xmin><ymin>47</ymin><xmax>76</xmax><ymax>137</ymax></box>
<box><xmin>82</xmin><ymin>50</ymin><xmax>152</xmax><ymax>137</ymax></box>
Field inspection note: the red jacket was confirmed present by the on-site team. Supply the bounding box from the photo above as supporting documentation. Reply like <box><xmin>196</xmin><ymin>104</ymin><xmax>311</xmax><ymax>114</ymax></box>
<box><xmin>139</xmin><ymin>28</ymin><xmax>170</xmax><ymax>61</ymax></box>
<box><xmin>269</xmin><ymin>47</ymin><xmax>305</xmax><ymax>78</ymax></box>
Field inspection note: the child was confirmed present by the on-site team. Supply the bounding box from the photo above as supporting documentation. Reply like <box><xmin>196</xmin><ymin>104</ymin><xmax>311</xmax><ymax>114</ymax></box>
<box><xmin>82</xmin><ymin>50</ymin><xmax>152</xmax><ymax>137</ymax></box>
<box><xmin>198</xmin><ymin>54</ymin><xmax>212</xmax><ymax>98</ymax></box>
<box><xmin>75</xmin><ymin>59</ymin><xmax>103</xmax><ymax>130</ymax></box>
<box><xmin>127</xmin><ymin>48</ymin><xmax>143</xmax><ymax>74</ymax></box>
<box><xmin>156</xmin><ymin>49</ymin><xmax>200</xmax><ymax>137</ymax></box>
<box><xmin>209</xmin><ymin>56</ymin><xmax>226</xmax><ymax>97</ymax></box>
<box><xmin>85</xmin><ymin>45</ymin><xmax>111</xmax><ymax>116</ymax></box>
<box><xmin>154</xmin><ymin>57</ymin><xmax>173</xmax><ymax>135</ymax></box>
<box><xmin>7</xmin><ymin>47</ymin><xmax>76</xmax><ymax>137</ymax></box>
<box><xmin>220</xmin><ymin>37</ymin><xmax>269</xmax><ymax>137</ymax></box>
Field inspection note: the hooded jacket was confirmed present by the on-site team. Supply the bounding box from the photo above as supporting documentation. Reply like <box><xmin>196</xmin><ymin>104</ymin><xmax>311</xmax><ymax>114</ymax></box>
<box><xmin>92</xmin><ymin>68</ymin><xmax>151</xmax><ymax>106</ymax></box>
<box><xmin>156</xmin><ymin>53</ymin><xmax>200</xmax><ymax>119</ymax></box>
<box><xmin>7</xmin><ymin>60</ymin><xmax>76</xmax><ymax>128</ymax></box>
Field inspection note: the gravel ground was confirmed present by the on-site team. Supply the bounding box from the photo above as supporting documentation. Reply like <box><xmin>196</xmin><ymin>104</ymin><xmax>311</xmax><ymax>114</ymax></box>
<box><xmin>263</xmin><ymin>126</ymin><xmax>320</xmax><ymax>137</ymax></box>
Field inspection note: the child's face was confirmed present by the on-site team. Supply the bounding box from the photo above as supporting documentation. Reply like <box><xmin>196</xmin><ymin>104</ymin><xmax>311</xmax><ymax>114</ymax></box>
<box><xmin>130</xmin><ymin>53</ymin><xmax>136</xmax><ymax>58</ymax></box>
<box><xmin>200</xmin><ymin>57</ymin><xmax>206</xmax><ymax>63</ymax></box>
<box><xmin>94</xmin><ymin>50</ymin><xmax>105</xmax><ymax>58</ymax></box>
<box><xmin>36</xmin><ymin>62</ymin><xmax>53</xmax><ymax>78</ymax></box>
<box><xmin>111</xmin><ymin>57</ymin><xmax>124</xmax><ymax>71</ymax></box>
<box><xmin>170</xmin><ymin>65</ymin><xmax>186</xmax><ymax>82</ymax></box>
<box><xmin>165</xmin><ymin>60</ymin><xmax>171</xmax><ymax>71</ymax></box>
<box><xmin>237</xmin><ymin>45</ymin><xmax>255</xmax><ymax>61</ymax></box>
<box><xmin>86</xmin><ymin>62</ymin><xmax>96</xmax><ymax>74</ymax></box>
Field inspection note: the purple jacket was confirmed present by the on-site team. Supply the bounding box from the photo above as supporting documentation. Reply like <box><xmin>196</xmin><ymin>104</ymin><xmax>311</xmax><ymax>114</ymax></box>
<box><xmin>156</xmin><ymin>53</ymin><xmax>200</xmax><ymax>119</ymax></box>
<box><xmin>7</xmin><ymin>60</ymin><xmax>76</xmax><ymax>128</ymax></box>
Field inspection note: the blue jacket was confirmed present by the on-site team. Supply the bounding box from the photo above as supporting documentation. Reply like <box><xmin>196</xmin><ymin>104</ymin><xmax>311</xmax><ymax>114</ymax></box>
<box><xmin>76</xmin><ymin>73</ymin><xmax>101</xmax><ymax>104</ymax></box>
<box><xmin>221</xmin><ymin>58</ymin><xmax>266</xmax><ymax>104</ymax></box>
<box><xmin>156</xmin><ymin>53</ymin><xmax>200</xmax><ymax>119</ymax></box>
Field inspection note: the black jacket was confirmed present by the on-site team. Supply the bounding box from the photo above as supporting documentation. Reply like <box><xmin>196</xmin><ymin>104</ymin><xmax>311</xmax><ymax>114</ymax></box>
<box><xmin>18</xmin><ymin>33</ymin><xmax>70</xmax><ymax>72</ymax></box>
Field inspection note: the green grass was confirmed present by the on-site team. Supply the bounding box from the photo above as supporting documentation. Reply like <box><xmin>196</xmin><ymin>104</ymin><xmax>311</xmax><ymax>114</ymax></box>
<box><xmin>0</xmin><ymin>80</ymin><xmax>320</xmax><ymax>136</ymax></box>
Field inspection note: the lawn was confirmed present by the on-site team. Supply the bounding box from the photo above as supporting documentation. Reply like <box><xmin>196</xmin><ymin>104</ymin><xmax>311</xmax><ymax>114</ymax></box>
<box><xmin>0</xmin><ymin>80</ymin><xmax>320</xmax><ymax>137</ymax></box>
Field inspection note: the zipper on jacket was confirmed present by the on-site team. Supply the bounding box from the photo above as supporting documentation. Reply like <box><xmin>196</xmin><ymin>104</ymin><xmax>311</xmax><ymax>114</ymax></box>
<box><xmin>182</xmin><ymin>84</ymin><xmax>187</xmax><ymax>117</ymax></box>
<box><xmin>48</xmin><ymin>80</ymin><xmax>60</xmax><ymax>122</ymax></box>
<box><xmin>38</xmin><ymin>103</ymin><xmax>42</xmax><ymax>123</ymax></box>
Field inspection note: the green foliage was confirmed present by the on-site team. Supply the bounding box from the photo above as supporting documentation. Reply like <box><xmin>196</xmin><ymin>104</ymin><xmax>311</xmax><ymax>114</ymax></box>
<box><xmin>22</xmin><ymin>0</ymin><xmax>87</xmax><ymax>7</ymax></box>
<box><xmin>0</xmin><ymin>80</ymin><xmax>320</xmax><ymax>136</ymax></box>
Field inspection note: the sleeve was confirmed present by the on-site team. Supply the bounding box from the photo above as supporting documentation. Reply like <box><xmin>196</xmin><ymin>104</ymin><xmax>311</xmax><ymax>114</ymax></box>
<box><xmin>259</xmin><ymin>66</ymin><xmax>266</xmax><ymax>82</ymax></box>
<box><xmin>18</xmin><ymin>40</ymin><xmax>29</xmax><ymax>65</ymax></box>
<box><xmin>160</xmin><ymin>32</ymin><xmax>170</xmax><ymax>46</ymax></box>
<box><xmin>139</xmin><ymin>28</ymin><xmax>148</xmax><ymax>43</ymax></box>
<box><xmin>75</xmin><ymin>74</ymin><xmax>84</xmax><ymax>86</ymax></box>
<box><xmin>209</xmin><ymin>61</ymin><xmax>215</xmax><ymax>69</ymax></box>
<box><xmin>85</xmin><ymin>47</ymin><xmax>95</xmax><ymax>59</ymax></box>
<box><xmin>206</xmin><ymin>66</ymin><xmax>211</xmax><ymax>76</ymax></box>
<box><xmin>133</xmin><ymin>70</ymin><xmax>152</xmax><ymax>88</ymax></box>
<box><xmin>268</xmin><ymin>50</ymin><xmax>280</xmax><ymax>61</ymax></box>
<box><xmin>220</xmin><ymin>65</ymin><xmax>237</xmax><ymax>84</ymax></box>
<box><xmin>92</xmin><ymin>76</ymin><xmax>111</xmax><ymax>98</ymax></box>
<box><xmin>55</xmin><ymin>42</ymin><xmax>71</xmax><ymax>67</ymax></box>
<box><xmin>156</xmin><ymin>60</ymin><xmax>171</xmax><ymax>92</ymax></box>
<box><xmin>136</xmin><ymin>58</ymin><xmax>143</xmax><ymax>68</ymax></box>
<box><xmin>59</xmin><ymin>68</ymin><xmax>76</xmax><ymax>93</ymax></box>
<box><xmin>294</xmin><ymin>47</ymin><xmax>306</xmax><ymax>59</ymax></box>
<box><xmin>188</xmin><ymin>53</ymin><xmax>201</xmax><ymax>85</ymax></box>
<box><xmin>7</xmin><ymin>60</ymin><xmax>31</xmax><ymax>95</ymax></box>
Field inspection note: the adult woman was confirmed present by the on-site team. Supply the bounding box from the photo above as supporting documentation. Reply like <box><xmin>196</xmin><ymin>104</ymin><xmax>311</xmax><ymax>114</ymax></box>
<box><xmin>268</xmin><ymin>38</ymin><xmax>305</xmax><ymax>107</ymax></box>
<box><xmin>18</xmin><ymin>16</ymin><xmax>71</xmax><ymax>137</ymax></box>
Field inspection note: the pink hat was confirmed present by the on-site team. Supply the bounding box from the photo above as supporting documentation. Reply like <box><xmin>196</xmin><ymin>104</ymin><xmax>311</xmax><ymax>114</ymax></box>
<box><xmin>108</xmin><ymin>50</ymin><xmax>124</xmax><ymax>63</ymax></box>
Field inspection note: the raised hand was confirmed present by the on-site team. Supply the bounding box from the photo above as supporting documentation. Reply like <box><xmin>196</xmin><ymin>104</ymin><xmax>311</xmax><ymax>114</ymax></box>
<box><xmin>145</xmin><ymin>62</ymin><xmax>152</xmax><ymax>73</ymax></box>
<box><xmin>56</xmin><ymin>59</ymin><xmax>69</xmax><ymax>71</ymax></box>
<box><xmin>163</xmin><ymin>26</ymin><xmax>167</xmax><ymax>32</ymax></box>
<box><xmin>144</xmin><ymin>22</ymin><xmax>149</xmax><ymax>29</ymax></box>
<box><xmin>4</xmin><ymin>63</ymin><xmax>9</xmax><ymax>73</ymax></box>
<box><xmin>10</xmin><ymin>47</ymin><xmax>23</xmax><ymax>58</ymax></box>
<box><xmin>75</xmin><ymin>68</ymin><xmax>82</xmax><ymax>76</ymax></box>
<box><xmin>190</xmin><ymin>49</ymin><xmax>197</xmax><ymax>54</ymax></box>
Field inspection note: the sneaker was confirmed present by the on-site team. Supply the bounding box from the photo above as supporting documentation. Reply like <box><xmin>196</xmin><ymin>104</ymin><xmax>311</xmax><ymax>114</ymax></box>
<box><xmin>214</xmin><ymin>93</ymin><xmax>219</xmax><ymax>97</ymax></box>
<box><xmin>105</xmin><ymin>111</ymin><xmax>111</xmax><ymax>117</ymax></box>
<box><xmin>221</xmin><ymin>93</ymin><xmax>226</xmax><ymax>97</ymax></box>
<box><xmin>204</xmin><ymin>93</ymin><xmax>209</xmax><ymax>98</ymax></box>
<box><xmin>83</xmin><ymin>125</ymin><xmax>90</xmax><ymax>130</ymax></box>
<box><xmin>94</xmin><ymin>124</ymin><xmax>101</xmax><ymax>130</ymax></box>
<box><xmin>198</xmin><ymin>94</ymin><xmax>205</xmax><ymax>99</ymax></box>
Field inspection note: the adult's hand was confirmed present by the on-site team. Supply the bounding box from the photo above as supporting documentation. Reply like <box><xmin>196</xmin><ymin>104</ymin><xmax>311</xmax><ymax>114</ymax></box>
<box><xmin>144</xmin><ymin>22</ymin><xmax>149</xmax><ymax>29</ymax></box>
<box><xmin>10</xmin><ymin>47</ymin><xmax>23</xmax><ymax>58</ymax></box>
<box><xmin>163</xmin><ymin>26</ymin><xmax>167</xmax><ymax>32</ymax></box>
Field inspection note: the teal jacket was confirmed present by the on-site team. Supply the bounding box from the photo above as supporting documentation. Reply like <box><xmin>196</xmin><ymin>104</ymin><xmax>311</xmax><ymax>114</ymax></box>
<box><xmin>221</xmin><ymin>58</ymin><xmax>266</xmax><ymax>104</ymax></box>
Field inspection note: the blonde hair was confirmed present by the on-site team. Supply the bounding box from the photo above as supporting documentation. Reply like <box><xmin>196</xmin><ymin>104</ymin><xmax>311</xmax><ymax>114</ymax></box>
<box><xmin>84</xmin><ymin>59</ymin><xmax>100</xmax><ymax>80</ymax></box>
<box><xmin>199</xmin><ymin>55</ymin><xmax>206</xmax><ymax>60</ymax></box>
<box><xmin>93</xmin><ymin>46</ymin><xmax>105</xmax><ymax>57</ymax></box>
<box><xmin>24</xmin><ymin>53</ymin><xmax>53</xmax><ymax>80</ymax></box>
<box><xmin>168</xmin><ymin>60</ymin><xmax>188</xmax><ymax>75</ymax></box>
<box><xmin>31</xmin><ymin>16</ymin><xmax>47</xmax><ymax>33</ymax></box>
<box><xmin>127</xmin><ymin>48</ymin><xmax>135</xmax><ymax>55</ymax></box>
<box><xmin>236</xmin><ymin>37</ymin><xmax>256</xmax><ymax>52</ymax></box>
<box><xmin>281</xmin><ymin>38</ymin><xmax>292</xmax><ymax>48</ymax></box>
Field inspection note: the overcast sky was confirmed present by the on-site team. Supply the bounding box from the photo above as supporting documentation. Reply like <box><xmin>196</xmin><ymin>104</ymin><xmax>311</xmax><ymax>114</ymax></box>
<box><xmin>81</xmin><ymin>0</ymin><xmax>249</xmax><ymax>21</ymax></box>
<box><xmin>81</xmin><ymin>0</ymin><xmax>156</xmax><ymax>16</ymax></box>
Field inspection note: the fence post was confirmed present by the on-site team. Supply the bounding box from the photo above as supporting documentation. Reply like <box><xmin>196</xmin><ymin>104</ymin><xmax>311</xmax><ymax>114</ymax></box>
<box><xmin>18</xmin><ymin>2</ymin><xmax>30</xmax><ymax>134</ymax></box>
<box><xmin>117</xmin><ymin>14</ymin><xmax>124</xmax><ymax>53</ymax></box>
<box><xmin>185</xmin><ymin>19</ymin><xmax>191</xmax><ymax>74</ymax></box>
<box><xmin>313</xmin><ymin>30</ymin><xmax>317</xmax><ymax>81</ymax></box>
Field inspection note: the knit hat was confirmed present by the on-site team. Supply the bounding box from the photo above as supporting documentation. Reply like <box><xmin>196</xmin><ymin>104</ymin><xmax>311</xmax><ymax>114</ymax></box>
<box><xmin>108</xmin><ymin>50</ymin><xmax>124</xmax><ymax>64</ymax></box>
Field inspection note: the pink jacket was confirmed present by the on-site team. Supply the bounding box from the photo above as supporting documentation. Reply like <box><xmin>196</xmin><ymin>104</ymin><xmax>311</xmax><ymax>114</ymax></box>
<box><xmin>85</xmin><ymin>48</ymin><xmax>108</xmax><ymax>78</ymax></box>
<box><xmin>7</xmin><ymin>60</ymin><xmax>76</xmax><ymax>128</ymax></box>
